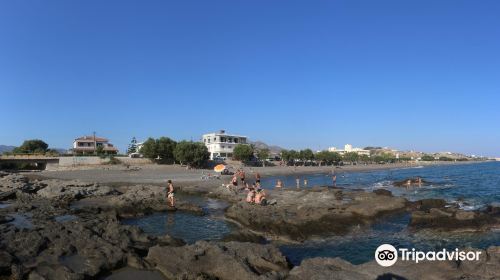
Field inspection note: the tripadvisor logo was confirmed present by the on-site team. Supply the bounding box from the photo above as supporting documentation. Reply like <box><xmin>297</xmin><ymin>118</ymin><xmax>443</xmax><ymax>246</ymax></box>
<box><xmin>375</xmin><ymin>244</ymin><xmax>482</xmax><ymax>267</ymax></box>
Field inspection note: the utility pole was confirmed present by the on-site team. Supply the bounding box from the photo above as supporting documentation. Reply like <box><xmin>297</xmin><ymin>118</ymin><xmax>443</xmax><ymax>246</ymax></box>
<box><xmin>93</xmin><ymin>131</ymin><xmax>96</xmax><ymax>155</ymax></box>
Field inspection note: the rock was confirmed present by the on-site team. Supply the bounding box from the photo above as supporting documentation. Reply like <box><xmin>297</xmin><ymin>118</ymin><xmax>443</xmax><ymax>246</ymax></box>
<box><xmin>288</xmin><ymin>258</ymin><xmax>370</xmax><ymax>280</ymax></box>
<box><xmin>414</xmin><ymin>198</ymin><xmax>447</xmax><ymax>211</ymax></box>
<box><xmin>288</xmin><ymin>246</ymin><xmax>500</xmax><ymax>280</ymax></box>
<box><xmin>225</xmin><ymin>189</ymin><xmax>407</xmax><ymax>241</ymax></box>
<box><xmin>0</xmin><ymin>190</ymin><xmax>16</xmax><ymax>201</ymax></box>
<box><xmin>146</xmin><ymin>241</ymin><xmax>289</xmax><ymax>280</ymax></box>
<box><xmin>393</xmin><ymin>177</ymin><xmax>429</xmax><ymax>187</ymax></box>
<box><xmin>486</xmin><ymin>203</ymin><xmax>500</xmax><ymax>215</ymax></box>
<box><xmin>410</xmin><ymin>208</ymin><xmax>499</xmax><ymax>231</ymax></box>
<box><xmin>222</xmin><ymin>229</ymin><xmax>267</xmax><ymax>244</ymax></box>
<box><xmin>373</xmin><ymin>189</ymin><xmax>392</xmax><ymax>196</ymax></box>
<box><xmin>0</xmin><ymin>250</ymin><xmax>13</xmax><ymax>275</ymax></box>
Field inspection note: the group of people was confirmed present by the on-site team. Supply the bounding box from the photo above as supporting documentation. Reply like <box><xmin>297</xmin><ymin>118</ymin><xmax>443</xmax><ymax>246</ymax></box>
<box><xmin>224</xmin><ymin>170</ymin><xmax>268</xmax><ymax>205</ymax></box>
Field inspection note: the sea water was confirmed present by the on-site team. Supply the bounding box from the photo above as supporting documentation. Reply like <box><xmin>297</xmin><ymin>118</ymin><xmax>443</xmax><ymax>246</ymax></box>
<box><xmin>260</xmin><ymin>161</ymin><xmax>500</xmax><ymax>210</ymax></box>
<box><xmin>121</xmin><ymin>197</ymin><xmax>235</xmax><ymax>244</ymax></box>
<box><xmin>271</xmin><ymin>162</ymin><xmax>500</xmax><ymax>264</ymax></box>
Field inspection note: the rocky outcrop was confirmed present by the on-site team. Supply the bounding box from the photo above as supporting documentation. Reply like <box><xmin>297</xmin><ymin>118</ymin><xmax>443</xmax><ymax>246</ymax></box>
<box><xmin>225</xmin><ymin>189</ymin><xmax>407</xmax><ymax>241</ymax></box>
<box><xmin>0</xmin><ymin>198</ymin><xmax>184</xmax><ymax>279</ymax></box>
<box><xmin>146</xmin><ymin>241</ymin><xmax>289</xmax><ymax>280</ymax></box>
<box><xmin>393</xmin><ymin>177</ymin><xmax>430</xmax><ymax>187</ymax></box>
<box><xmin>288</xmin><ymin>246</ymin><xmax>500</xmax><ymax>280</ymax></box>
<box><xmin>410</xmin><ymin>207</ymin><xmax>499</xmax><ymax>231</ymax></box>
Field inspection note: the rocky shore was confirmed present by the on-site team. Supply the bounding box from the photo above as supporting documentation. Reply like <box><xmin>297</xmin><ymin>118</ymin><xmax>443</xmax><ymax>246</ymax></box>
<box><xmin>1</xmin><ymin>171</ymin><xmax>499</xmax><ymax>279</ymax></box>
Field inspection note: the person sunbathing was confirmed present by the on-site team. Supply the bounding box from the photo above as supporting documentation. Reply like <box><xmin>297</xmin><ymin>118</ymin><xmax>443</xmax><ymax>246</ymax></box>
<box><xmin>254</xmin><ymin>189</ymin><xmax>267</xmax><ymax>205</ymax></box>
<box><xmin>246</xmin><ymin>187</ymin><xmax>256</xmax><ymax>203</ymax></box>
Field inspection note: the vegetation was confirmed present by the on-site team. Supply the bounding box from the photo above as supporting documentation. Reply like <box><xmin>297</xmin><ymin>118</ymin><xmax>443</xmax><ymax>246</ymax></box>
<box><xmin>139</xmin><ymin>137</ymin><xmax>177</xmax><ymax>163</ymax></box>
<box><xmin>12</xmin><ymin>139</ymin><xmax>49</xmax><ymax>154</ymax></box>
<box><xmin>342</xmin><ymin>152</ymin><xmax>359</xmax><ymax>164</ymax></box>
<box><xmin>127</xmin><ymin>137</ymin><xmax>138</xmax><ymax>154</ymax></box>
<box><xmin>233</xmin><ymin>144</ymin><xmax>254</xmax><ymax>161</ymax></box>
<box><xmin>140</xmin><ymin>138</ymin><xmax>158</xmax><ymax>159</ymax></box>
<box><xmin>156</xmin><ymin>137</ymin><xmax>177</xmax><ymax>163</ymax></box>
<box><xmin>315</xmin><ymin>151</ymin><xmax>342</xmax><ymax>165</ymax></box>
<box><xmin>421</xmin><ymin>155</ymin><xmax>435</xmax><ymax>161</ymax></box>
<box><xmin>257</xmin><ymin>148</ymin><xmax>270</xmax><ymax>166</ymax></box>
<box><xmin>174</xmin><ymin>141</ymin><xmax>209</xmax><ymax>167</ymax></box>
<box><xmin>299</xmin><ymin>149</ymin><xmax>315</xmax><ymax>161</ymax></box>
<box><xmin>439</xmin><ymin>156</ymin><xmax>453</xmax><ymax>161</ymax></box>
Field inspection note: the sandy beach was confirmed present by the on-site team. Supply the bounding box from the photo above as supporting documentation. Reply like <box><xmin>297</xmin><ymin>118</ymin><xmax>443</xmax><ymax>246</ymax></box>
<box><xmin>35</xmin><ymin>160</ymin><xmax>476</xmax><ymax>188</ymax></box>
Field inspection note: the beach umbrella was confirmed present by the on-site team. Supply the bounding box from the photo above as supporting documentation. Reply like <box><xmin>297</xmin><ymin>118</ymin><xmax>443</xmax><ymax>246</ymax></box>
<box><xmin>214</xmin><ymin>164</ymin><xmax>226</xmax><ymax>173</ymax></box>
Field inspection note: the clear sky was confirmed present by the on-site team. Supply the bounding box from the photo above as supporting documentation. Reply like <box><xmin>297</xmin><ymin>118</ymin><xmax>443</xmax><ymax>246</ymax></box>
<box><xmin>1</xmin><ymin>0</ymin><xmax>499</xmax><ymax>156</ymax></box>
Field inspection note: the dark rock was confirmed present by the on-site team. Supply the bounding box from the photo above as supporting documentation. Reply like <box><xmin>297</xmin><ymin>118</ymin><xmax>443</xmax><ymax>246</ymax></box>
<box><xmin>393</xmin><ymin>177</ymin><xmax>429</xmax><ymax>187</ymax></box>
<box><xmin>222</xmin><ymin>229</ymin><xmax>267</xmax><ymax>244</ymax></box>
<box><xmin>146</xmin><ymin>241</ymin><xmax>289</xmax><ymax>280</ymax></box>
<box><xmin>373</xmin><ymin>189</ymin><xmax>392</xmax><ymax>196</ymax></box>
<box><xmin>410</xmin><ymin>208</ymin><xmax>499</xmax><ymax>231</ymax></box>
<box><xmin>288</xmin><ymin>246</ymin><xmax>500</xmax><ymax>280</ymax></box>
<box><xmin>412</xmin><ymin>198</ymin><xmax>447</xmax><ymax>211</ymax></box>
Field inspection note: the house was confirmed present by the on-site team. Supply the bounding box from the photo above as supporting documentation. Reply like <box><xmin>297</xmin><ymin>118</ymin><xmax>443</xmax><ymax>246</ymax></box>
<box><xmin>328</xmin><ymin>144</ymin><xmax>370</xmax><ymax>156</ymax></box>
<box><xmin>202</xmin><ymin>130</ymin><xmax>248</xmax><ymax>160</ymax></box>
<box><xmin>72</xmin><ymin>136</ymin><xmax>119</xmax><ymax>155</ymax></box>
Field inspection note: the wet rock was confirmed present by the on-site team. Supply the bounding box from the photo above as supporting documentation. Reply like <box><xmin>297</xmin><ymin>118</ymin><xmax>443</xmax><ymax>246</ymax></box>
<box><xmin>373</xmin><ymin>189</ymin><xmax>392</xmax><ymax>196</ymax></box>
<box><xmin>486</xmin><ymin>203</ymin><xmax>500</xmax><ymax>215</ymax></box>
<box><xmin>146</xmin><ymin>241</ymin><xmax>289</xmax><ymax>280</ymax></box>
<box><xmin>226</xmin><ymin>190</ymin><xmax>407</xmax><ymax>241</ymax></box>
<box><xmin>0</xmin><ymin>190</ymin><xmax>16</xmax><ymax>201</ymax></box>
<box><xmin>288</xmin><ymin>258</ymin><xmax>369</xmax><ymax>280</ymax></box>
<box><xmin>410</xmin><ymin>207</ymin><xmax>499</xmax><ymax>231</ymax></box>
<box><xmin>222</xmin><ymin>229</ymin><xmax>267</xmax><ymax>244</ymax></box>
<box><xmin>393</xmin><ymin>177</ymin><xmax>429</xmax><ymax>187</ymax></box>
<box><xmin>288</xmin><ymin>246</ymin><xmax>500</xmax><ymax>280</ymax></box>
<box><xmin>410</xmin><ymin>198</ymin><xmax>447</xmax><ymax>211</ymax></box>
<box><xmin>0</xmin><ymin>250</ymin><xmax>13</xmax><ymax>275</ymax></box>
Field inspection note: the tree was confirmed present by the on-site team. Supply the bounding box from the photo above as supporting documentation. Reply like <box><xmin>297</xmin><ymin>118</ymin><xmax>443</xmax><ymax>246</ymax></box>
<box><xmin>127</xmin><ymin>137</ymin><xmax>138</xmax><ymax>154</ymax></box>
<box><xmin>299</xmin><ymin>149</ymin><xmax>315</xmax><ymax>161</ymax></box>
<box><xmin>174</xmin><ymin>141</ymin><xmax>209</xmax><ymax>167</ymax></box>
<box><xmin>156</xmin><ymin>137</ymin><xmax>177</xmax><ymax>163</ymax></box>
<box><xmin>359</xmin><ymin>154</ymin><xmax>370</xmax><ymax>163</ymax></box>
<box><xmin>233</xmin><ymin>144</ymin><xmax>254</xmax><ymax>161</ymax></box>
<box><xmin>13</xmin><ymin>139</ymin><xmax>49</xmax><ymax>154</ymax></box>
<box><xmin>315</xmin><ymin>151</ymin><xmax>342</xmax><ymax>165</ymax></box>
<box><xmin>140</xmin><ymin>138</ymin><xmax>158</xmax><ymax>159</ymax></box>
<box><xmin>257</xmin><ymin>148</ymin><xmax>270</xmax><ymax>167</ymax></box>
<box><xmin>343</xmin><ymin>152</ymin><xmax>359</xmax><ymax>164</ymax></box>
<box><xmin>439</xmin><ymin>156</ymin><xmax>453</xmax><ymax>161</ymax></box>
<box><xmin>95</xmin><ymin>145</ymin><xmax>105</xmax><ymax>156</ymax></box>
<box><xmin>421</xmin><ymin>155</ymin><xmax>435</xmax><ymax>161</ymax></box>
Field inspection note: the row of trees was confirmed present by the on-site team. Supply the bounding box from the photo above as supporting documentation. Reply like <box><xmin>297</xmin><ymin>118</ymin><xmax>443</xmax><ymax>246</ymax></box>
<box><xmin>139</xmin><ymin>137</ymin><xmax>209</xmax><ymax>167</ymax></box>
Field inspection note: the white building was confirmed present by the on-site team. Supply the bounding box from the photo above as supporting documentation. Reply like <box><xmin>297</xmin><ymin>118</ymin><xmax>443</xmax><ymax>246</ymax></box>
<box><xmin>202</xmin><ymin>130</ymin><xmax>248</xmax><ymax>160</ymax></box>
<box><xmin>328</xmin><ymin>144</ymin><xmax>370</xmax><ymax>156</ymax></box>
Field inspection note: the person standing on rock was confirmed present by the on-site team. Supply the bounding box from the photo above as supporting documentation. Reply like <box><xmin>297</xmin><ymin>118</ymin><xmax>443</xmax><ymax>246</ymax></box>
<box><xmin>240</xmin><ymin>170</ymin><xmax>246</xmax><ymax>185</ymax></box>
<box><xmin>167</xmin><ymin>180</ymin><xmax>175</xmax><ymax>207</ymax></box>
<box><xmin>332</xmin><ymin>174</ymin><xmax>337</xmax><ymax>188</ymax></box>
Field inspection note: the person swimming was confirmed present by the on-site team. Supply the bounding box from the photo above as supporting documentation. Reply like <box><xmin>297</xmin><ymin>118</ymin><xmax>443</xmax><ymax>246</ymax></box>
<box><xmin>275</xmin><ymin>179</ymin><xmax>284</xmax><ymax>189</ymax></box>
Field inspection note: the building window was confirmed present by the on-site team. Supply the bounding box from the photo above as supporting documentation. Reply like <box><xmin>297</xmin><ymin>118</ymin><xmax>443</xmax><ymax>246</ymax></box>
<box><xmin>234</xmin><ymin>138</ymin><xmax>238</xmax><ymax>143</ymax></box>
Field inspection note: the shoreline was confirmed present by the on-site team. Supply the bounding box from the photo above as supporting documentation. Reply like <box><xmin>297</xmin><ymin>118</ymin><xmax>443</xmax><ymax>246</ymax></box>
<box><xmin>33</xmin><ymin>160</ymin><xmax>484</xmax><ymax>187</ymax></box>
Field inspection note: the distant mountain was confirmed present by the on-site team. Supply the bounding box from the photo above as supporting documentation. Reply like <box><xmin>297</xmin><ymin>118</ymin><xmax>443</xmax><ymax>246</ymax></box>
<box><xmin>0</xmin><ymin>145</ymin><xmax>16</xmax><ymax>154</ymax></box>
<box><xmin>249</xmin><ymin>141</ymin><xmax>284</xmax><ymax>155</ymax></box>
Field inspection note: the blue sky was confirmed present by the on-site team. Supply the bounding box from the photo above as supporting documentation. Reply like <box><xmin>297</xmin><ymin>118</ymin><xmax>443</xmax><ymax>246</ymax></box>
<box><xmin>0</xmin><ymin>0</ymin><xmax>499</xmax><ymax>156</ymax></box>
